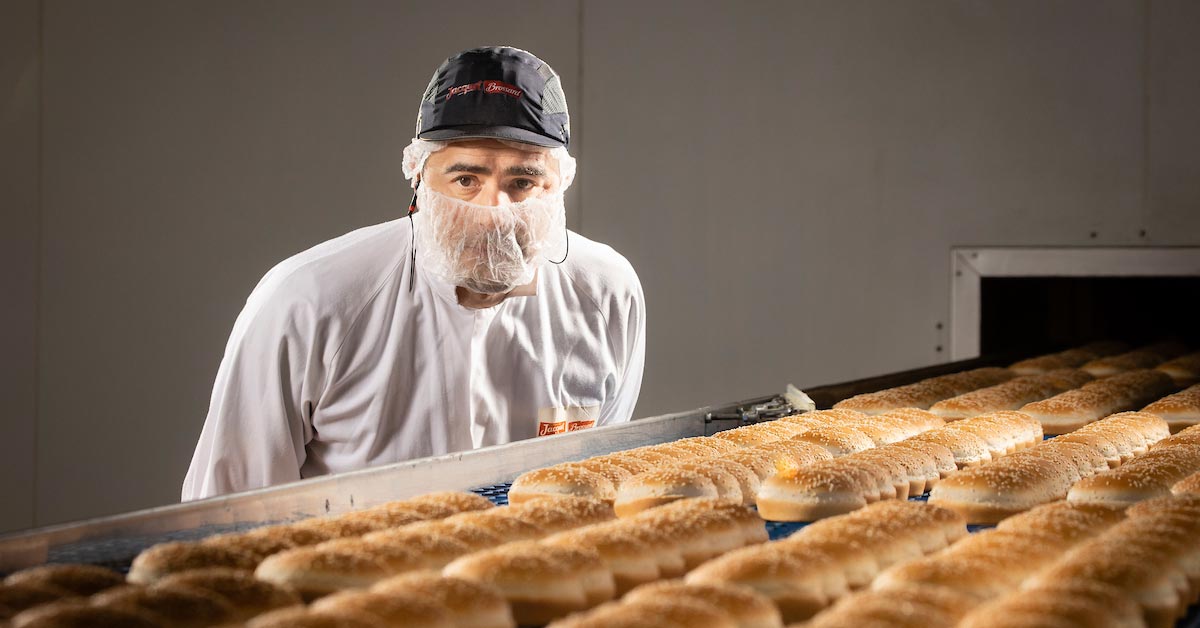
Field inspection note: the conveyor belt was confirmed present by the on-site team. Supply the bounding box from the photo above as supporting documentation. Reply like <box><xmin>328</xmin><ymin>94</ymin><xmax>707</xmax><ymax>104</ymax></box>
<box><xmin>468</xmin><ymin>481</ymin><xmax>1200</xmax><ymax>628</ymax></box>
<box><xmin>3</xmin><ymin>352</ymin><xmax>1196</xmax><ymax>625</ymax></box>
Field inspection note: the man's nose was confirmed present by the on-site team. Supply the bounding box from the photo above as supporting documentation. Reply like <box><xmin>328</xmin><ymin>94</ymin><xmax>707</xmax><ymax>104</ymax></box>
<box><xmin>474</xmin><ymin>182</ymin><xmax>513</xmax><ymax>207</ymax></box>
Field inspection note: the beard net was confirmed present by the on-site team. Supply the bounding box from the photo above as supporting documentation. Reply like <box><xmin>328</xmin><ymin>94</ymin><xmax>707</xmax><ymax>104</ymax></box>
<box><xmin>402</xmin><ymin>138</ymin><xmax>573</xmax><ymax>294</ymax></box>
<box><xmin>414</xmin><ymin>184</ymin><xmax>567</xmax><ymax>294</ymax></box>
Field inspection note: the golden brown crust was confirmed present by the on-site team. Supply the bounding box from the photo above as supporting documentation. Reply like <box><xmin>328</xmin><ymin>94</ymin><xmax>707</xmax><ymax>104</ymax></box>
<box><xmin>442</xmin><ymin>542</ymin><xmax>602</xmax><ymax>625</ymax></box>
<box><xmin>200</xmin><ymin>530</ymin><xmax>297</xmax><ymax>562</ymax></box>
<box><xmin>1069</xmin><ymin>443</ymin><xmax>1200</xmax><ymax>505</ymax></box>
<box><xmin>929</xmin><ymin>452</ymin><xmax>1070</xmax><ymax>524</ymax></box>
<box><xmin>1010</xmin><ymin>348</ymin><xmax>1101</xmax><ymax>374</ymax></box>
<box><xmin>3</xmin><ymin>565</ymin><xmax>122</xmax><ymax>598</ymax></box>
<box><xmin>362</xmin><ymin>527</ymin><xmax>472</xmax><ymax>569</ymax></box>
<box><xmin>560</xmin><ymin>460</ymin><xmax>635</xmax><ymax>487</ymax></box>
<box><xmin>1172</xmin><ymin>469</ymin><xmax>1200</xmax><ymax>495</ymax></box>
<box><xmin>1020</xmin><ymin>389</ymin><xmax>1126</xmax><ymax>434</ymax></box>
<box><xmin>621</xmin><ymin>580</ymin><xmax>780</xmax><ymax>627</ymax></box>
<box><xmin>155</xmin><ymin>568</ymin><xmax>301</xmax><ymax>620</ymax></box>
<box><xmin>91</xmin><ymin>584</ymin><xmax>235</xmax><ymax>628</ymax></box>
<box><xmin>1082</xmin><ymin>349</ymin><xmax>1168</xmax><ymax>376</ymax></box>
<box><xmin>1143</xmin><ymin>383</ymin><xmax>1200</xmax><ymax>433</ymax></box>
<box><xmin>1156</xmin><ymin>352</ymin><xmax>1200</xmax><ymax>385</ymax></box>
<box><xmin>310</xmin><ymin>590</ymin><xmax>454</xmax><ymax>627</ymax></box>
<box><xmin>891</xmin><ymin>439</ymin><xmax>957</xmax><ymax>479</ymax></box>
<box><xmin>253</xmin><ymin>545</ymin><xmax>392</xmax><ymax>599</ymax></box>
<box><xmin>440</xmin><ymin>510</ymin><xmax>543</xmax><ymax>543</ymax></box>
<box><xmin>14</xmin><ymin>605</ymin><xmax>165</xmax><ymax>628</ymax></box>
<box><xmin>930</xmin><ymin>370</ymin><xmax>1092</xmax><ymax>420</ymax></box>
<box><xmin>618</xmin><ymin>449</ymin><xmax>675</xmax><ymax>466</ymax></box>
<box><xmin>247</xmin><ymin>607</ymin><xmax>387</xmax><ymax>628</ymax></box>
<box><xmin>128</xmin><ymin>541</ymin><xmax>259</xmax><ymax>584</ymax></box>
<box><xmin>749</xmin><ymin>439</ymin><xmax>834</xmax><ymax>470</ymax></box>
<box><xmin>405</xmin><ymin>491</ymin><xmax>495</xmax><ymax>514</ymax></box>
<box><xmin>613</xmin><ymin>597</ymin><xmax>740</xmax><ymax>628</ymax></box>
<box><xmin>710</xmin><ymin>426</ymin><xmax>779</xmax><ymax>448</ymax></box>
<box><xmin>370</xmin><ymin>572</ymin><xmax>513</xmax><ymax>624</ymax></box>
<box><xmin>509</xmin><ymin>467</ymin><xmax>616</xmax><ymax>505</ymax></box>
<box><xmin>908</xmin><ymin>429</ymin><xmax>991</xmax><ymax>467</ymax></box>
<box><xmin>756</xmin><ymin>467</ymin><xmax>868</xmax><ymax>522</ymax></box>
<box><xmin>834</xmin><ymin>368</ymin><xmax>1014</xmax><ymax>413</ymax></box>
<box><xmin>0</xmin><ymin>583</ymin><xmax>73</xmax><ymax>617</ymax></box>
<box><xmin>613</xmin><ymin>470</ymin><xmax>719</xmax><ymax>518</ymax></box>
<box><xmin>287</xmin><ymin>516</ymin><xmax>388</xmax><ymax>539</ymax></box>
<box><xmin>668</xmin><ymin>462</ymin><xmax>743</xmax><ymax>503</ymax></box>
<box><xmin>505</xmin><ymin>495</ymin><xmax>615</xmax><ymax>532</ymax></box>
<box><xmin>590</xmin><ymin>454</ymin><xmax>655</xmax><ymax>475</ymax></box>
<box><xmin>243</xmin><ymin>523</ymin><xmax>336</xmax><ymax>548</ymax></box>
<box><xmin>396</xmin><ymin>518</ymin><xmax>502</xmax><ymax>552</ymax></box>
<box><xmin>790</xmin><ymin>426</ymin><xmax>876</xmax><ymax>457</ymax></box>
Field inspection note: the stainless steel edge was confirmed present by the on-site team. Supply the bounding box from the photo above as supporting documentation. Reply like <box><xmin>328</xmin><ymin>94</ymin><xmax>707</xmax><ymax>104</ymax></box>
<box><xmin>0</xmin><ymin>397</ymin><xmax>770</xmax><ymax>572</ymax></box>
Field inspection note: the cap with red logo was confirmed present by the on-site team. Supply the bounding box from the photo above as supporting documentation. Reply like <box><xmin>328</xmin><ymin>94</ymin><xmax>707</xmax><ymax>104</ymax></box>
<box><xmin>416</xmin><ymin>46</ymin><xmax>570</xmax><ymax>148</ymax></box>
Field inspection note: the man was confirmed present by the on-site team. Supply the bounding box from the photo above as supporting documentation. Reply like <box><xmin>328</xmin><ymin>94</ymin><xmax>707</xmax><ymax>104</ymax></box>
<box><xmin>182</xmin><ymin>46</ymin><xmax>645</xmax><ymax>500</ymax></box>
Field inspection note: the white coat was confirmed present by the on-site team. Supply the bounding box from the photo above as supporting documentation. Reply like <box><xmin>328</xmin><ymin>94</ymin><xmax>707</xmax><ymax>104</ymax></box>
<box><xmin>182</xmin><ymin>214</ymin><xmax>645</xmax><ymax>500</ymax></box>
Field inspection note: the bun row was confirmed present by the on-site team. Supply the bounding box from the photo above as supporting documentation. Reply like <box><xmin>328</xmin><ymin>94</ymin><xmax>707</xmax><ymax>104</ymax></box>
<box><xmin>929</xmin><ymin>411</ymin><xmax>1169</xmax><ymax>523</ymax></box>
<box><xmin>256</xmin><ymin>495</ymin><xmax>613</xmax><ymax>600</ymax></box>
<box><xmin>832</xmin><ymin>367</ymin><xmax>1014</xmax><ymax>414</ymax></box>
<box><xmin>756</xmin><ymin>411</ymin><xmax>1041</xmax><ymax>522</ymax></box>
<box><xmin>1081</xmin><ymin>342</ymin><xmax>1188</xmax><ymax>378</ymax></box>
<box><xmin>1143</xmin><ymin>382</ymin><xmax>1200</xmax><ymax>433</ymax></box>
<box><xmin>967</xmin><ymin>494</ymin><xmax>1200</xmax><ymax>628</ymax></box>
<box><xmin>1157</xmin><ymin>352</ymin><xmax>1200</xmax><ymax>387</ymax></box>
<box><xmin>1009</xmin><ymin>341</ymin><xmax>1127</xmax><ymax>375</ymax></box>
<box><xmin>510</xmin><ymin>408</ymin><xmax>947</xmax><ymax>518</ymax></box>
<box><xmin>126</xmin><ymin>491</ymin><xmax>494</xmax><ymax>587</ymax></box>
<box><xmin>616</xmin><ymin>409</ymin><xmax>951</xmax><ymax>517</ymax></box>
<box><xmin>3</xmin><ymin>566</ymin><xmax>304</xmax><ymax>628</ymax></box>
<box><xmin>1068</xmin><ymin>423</ymin><xmax>1200</xmax><ymax>507</ymax></box>
<box><xmin>442</xmin><ymin>498</ymin><xmax>766</xmax><ymax>625</ymax></box>
<box><xmin>247</xmin><ymin>572</ymin><xmax>514</xmax><ymax>628</ymax></box>
<box><xmin>683</xmin><ymin>500</ymin><xmax>966</xmax><ymax>623</ymax></box>
<box><xmin>546</xmin><ymin>580</ymin><xmax>782</xmax><ymax>628</ymax></box>
<box><xmin>929</xmin><ymin>369</ymin><xmax>1093</xmax><ymax>420</ymax></box>
<box><xmin>1019</xmin><ymin>369</ymin><xmax>1175</xmax><ymax>434</ymax></box>
<box><xmin>4</xmin><ymin>492</ymin><xmax>493</xmax><ymax>626</ymax></box>
<box><xmin>806</xmin><ymin>500</ymin><xmax>1125</xmax><ymax>628</ymax></box>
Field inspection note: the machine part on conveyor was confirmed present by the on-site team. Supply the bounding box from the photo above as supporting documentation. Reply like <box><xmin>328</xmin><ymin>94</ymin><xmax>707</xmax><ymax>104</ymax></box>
<box><xmin>705</xmin><ymin>395</ymin><xmax>799</xmax><ymax>427</ymax></box>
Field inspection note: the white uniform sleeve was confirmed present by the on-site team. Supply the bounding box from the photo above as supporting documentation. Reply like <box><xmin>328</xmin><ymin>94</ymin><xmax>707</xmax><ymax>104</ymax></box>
<box><xmin>597</xmin><ymin>263</ymin><xmax>646</xmax><ymax>426</ymax></box>
<box><xmin>181</xmin><ymin>268</ymin><xmax>325</xmax><ymax>501</ymax></box>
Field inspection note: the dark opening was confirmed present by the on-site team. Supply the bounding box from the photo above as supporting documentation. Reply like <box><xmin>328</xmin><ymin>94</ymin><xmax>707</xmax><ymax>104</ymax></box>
<box><xmin>980</xmin><ymin>276</ymin><xmax>1200</xmax><ymax>357</ymax></box>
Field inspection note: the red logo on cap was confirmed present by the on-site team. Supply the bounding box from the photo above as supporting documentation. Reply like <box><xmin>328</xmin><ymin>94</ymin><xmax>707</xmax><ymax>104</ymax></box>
<box><xmin>446</xmin><ymin>80</ymin><xmax>523</xmax><ymax>101</ymax></box>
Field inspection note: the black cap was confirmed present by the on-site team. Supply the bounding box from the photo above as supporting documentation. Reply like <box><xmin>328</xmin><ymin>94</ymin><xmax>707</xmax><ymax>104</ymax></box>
<box><xmin>416</xmin><ymin>46</ymin><xmax>570</xmax><ymax>148</ymax></box>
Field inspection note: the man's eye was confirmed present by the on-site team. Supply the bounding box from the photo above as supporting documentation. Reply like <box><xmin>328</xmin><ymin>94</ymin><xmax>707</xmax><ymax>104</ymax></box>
<box><xmin>512</xmin><ymin>179</ymin><xmax>535</xmax><ymax>190</ymax></box>
<box><xmin>454</xmin><ymin>176</ymin><xmax>476</xmax><ymax>187</ymax></box>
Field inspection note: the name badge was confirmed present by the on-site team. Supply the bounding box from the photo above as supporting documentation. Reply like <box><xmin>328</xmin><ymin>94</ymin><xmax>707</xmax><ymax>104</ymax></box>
<box><xmin>537</xmin><ymin>405</ymin><xmax>599</xmax><ymax>437</ymax></box>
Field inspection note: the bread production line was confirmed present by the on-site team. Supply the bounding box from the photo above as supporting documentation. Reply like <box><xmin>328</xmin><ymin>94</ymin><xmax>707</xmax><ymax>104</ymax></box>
<box><xmin>2</xmin><ymin>347</ymin><xmax>1200</xmax><ymax>627</ymax></box>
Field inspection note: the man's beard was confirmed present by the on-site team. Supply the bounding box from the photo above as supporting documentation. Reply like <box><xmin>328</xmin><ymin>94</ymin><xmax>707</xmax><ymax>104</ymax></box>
<box><xmin>414</xmin><ymin>186</ymin><xmax>566</xmax><ymax>294</ymax></box>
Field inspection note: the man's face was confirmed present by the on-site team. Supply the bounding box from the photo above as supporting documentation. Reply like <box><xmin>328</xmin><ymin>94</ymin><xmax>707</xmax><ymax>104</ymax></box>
<box><xmin>423</xmin><ymin>138</ymin><xmax>561</xmax><ymax>204</ymax></box>
<box><xmin>415</xmin><ymin>138</ymin><xmax>566</xmax><ymax>294</ymax></box>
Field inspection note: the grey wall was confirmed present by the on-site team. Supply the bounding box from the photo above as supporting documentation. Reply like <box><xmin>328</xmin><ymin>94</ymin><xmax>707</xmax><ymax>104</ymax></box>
<box><xmin>1</xmin><ymin>0</ymin><xmax>41</xmax><ymax>533</ymax></box>
<box><xmin>4</xmin><ymin>0</ymin><xmax>1200</xmax><ymax>530</ymax></box>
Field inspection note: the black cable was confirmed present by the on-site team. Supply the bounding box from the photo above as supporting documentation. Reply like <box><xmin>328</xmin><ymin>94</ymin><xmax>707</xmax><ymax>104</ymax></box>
<box><xmin>408</xmin><ymin>182</ymin><xmax>419</xmax><ymax>292</ymax></box>
<box><xmin>547</xmin><ymin>221</ymin><xmax>569</xmax><ymax>264</ymax></box>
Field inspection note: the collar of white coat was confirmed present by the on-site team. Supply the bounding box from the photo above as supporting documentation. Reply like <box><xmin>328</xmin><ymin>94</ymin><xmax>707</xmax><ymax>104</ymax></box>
<box><xmin>415</xmin><ymin>255</ymin><xmax>540</xmax><ymax>309</ymax></box>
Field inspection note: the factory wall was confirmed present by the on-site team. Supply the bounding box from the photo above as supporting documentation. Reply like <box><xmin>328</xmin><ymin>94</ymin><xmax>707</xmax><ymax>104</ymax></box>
<box><xmin>2</xmin><ymin>0</ymin><xmax>1199</xmax><ymax>530</ymax></box>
